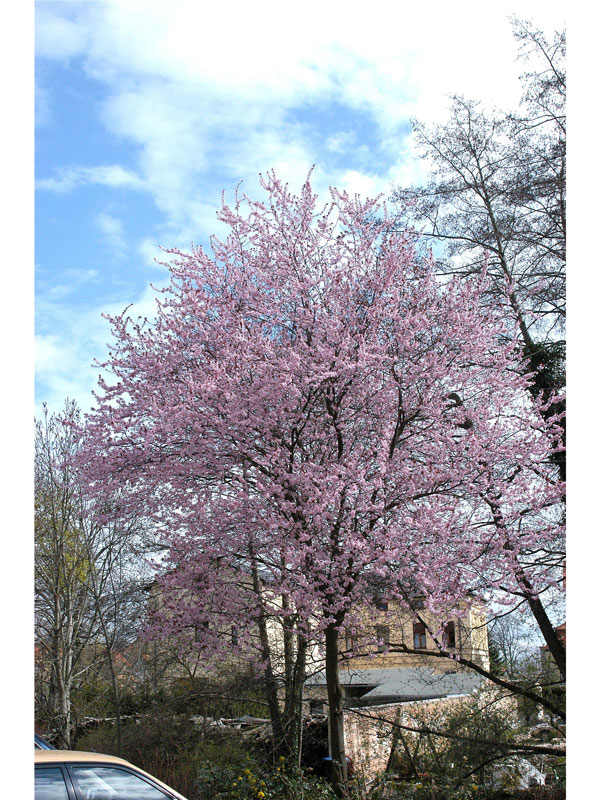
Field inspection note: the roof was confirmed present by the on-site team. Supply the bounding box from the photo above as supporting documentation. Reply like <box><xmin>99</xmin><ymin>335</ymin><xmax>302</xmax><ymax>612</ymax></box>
<box><xmin>360</xmin><ymin>668</ymin><xmax>482</xmax><ymax>702</ymax></box>
<box><xmin>306</xmin><ymin>666</ymin><xmax>484</xmax><ymax>704</ymax></box>
<box><xmin>35</xmin><ymin>750</ymin><xmax>136</xmax><ymax>765</ymax></box>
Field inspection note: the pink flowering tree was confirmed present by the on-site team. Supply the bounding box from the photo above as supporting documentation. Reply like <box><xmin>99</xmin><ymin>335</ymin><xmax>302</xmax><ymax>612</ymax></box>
<box><xmin>79</xmin><ymin>172</ymin><xmax>563</xmax><ymax>796</ymax></box>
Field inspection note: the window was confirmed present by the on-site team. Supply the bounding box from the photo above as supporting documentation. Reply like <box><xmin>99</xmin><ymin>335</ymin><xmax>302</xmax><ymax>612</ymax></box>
<box><xmin>35</xmin><ymin>767</ymin><xmax>70</xmax><ymax>800</ymax></box>
<box><xmin>443</xmin><ymin>621</ymin><xmax>456</xmax><ymax>649</ymax></box>
<box><xmin>194</xmin><ymin>621</ymin><xmax>210</xmax><ymax>642</ymax></box>
<box><xmin>413</xmin><ymin>622</ymin><xmax>426</xmax><ymax>649</ymax></box>
<box><xmin>375</xmin><ymin>625</ymin><xmax>390</xmax><ymax>652</ymax></box>
<box><xmin>375</xmin><ymin>598</ymin><xmax>388</xmax><ymax>611</ymax></box>
<box><xmin>71</xmin><ymin>765</ymin><xmax>171</xmax><ymax>799</ymax></box>
<box><xmin>345</xmin><ymin>628</ymin><xmax>355</xmax><ymax>652</ymax></box>
<box><xmin>413</xmin><ymin>597</ymin><xmax>425</xmax><ymax>609</ymax></box>
<box><xmin>231</xmin><ymin>626</ymin><xmax>238</xmax><ymax>645</ymax></box>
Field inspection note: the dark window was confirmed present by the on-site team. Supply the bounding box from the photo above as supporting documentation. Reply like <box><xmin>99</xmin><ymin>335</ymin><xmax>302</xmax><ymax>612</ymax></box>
<box><xmin>376</xmin><ymin>625</ymin><xmax>390</xmax><ymax>652</ymax></box>
<box><xmin>413</xmin><ymin>622</ymin><xmax>426</xmax><ymax>649</ymax></box>
<box><xmin>375</xmin><ymin>598</ymin><xmax>388</xmax><ymax>611</ymax></box>
<box><xmin>231</xmin><ymin>626</ymin><xmax>238</xmax><ymax>645</ymax></box>
<box><xmin>35</xmin><ymin>767</ymin><xmax>69</xmax><ymax>800</ymax></box>
<box><xmin>310</xmin><ymin>700</ymin><xmax>324</xmax><ymax>714</ymax></box>
<box><xmin>345</xmin><ymin>628</ymin><xmax>355</xmax><ymax>652</ymax></box>
<box><xmin>194</xmin><ymin>621</ymin><xmax>210</xmax><ymax>642</ymax></box>
<box><xmin>413</xmin><ymin>597</ymin><xmax>425</xmax><ymax>609</ymax></box>
<box><xmin>443</xmin><ymin>622</ymin><xmax>456</xmax><ymax>649</ymax></box>
<box><xmin>71</xmin><ymin>765</ymin><xmax>171</xmax><ymax>799</ymax></box>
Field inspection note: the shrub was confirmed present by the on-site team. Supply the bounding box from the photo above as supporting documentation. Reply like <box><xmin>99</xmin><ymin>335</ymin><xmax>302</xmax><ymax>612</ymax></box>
<box><xmin>76</xmin><ymin>705</ymin><xmax>254</xmax><ymax>798</ymax></box>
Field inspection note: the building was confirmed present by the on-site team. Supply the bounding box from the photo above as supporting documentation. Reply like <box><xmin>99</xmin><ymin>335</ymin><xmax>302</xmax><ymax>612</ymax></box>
<box><xmin>304</xmin><ymin>594</ymin><xmax>490</xmax><ymax>714</ymax></box>
<box><xmin>539</xmin><ymin>622</ymin><xmax>565</xmax><ymax>683</ymax></box>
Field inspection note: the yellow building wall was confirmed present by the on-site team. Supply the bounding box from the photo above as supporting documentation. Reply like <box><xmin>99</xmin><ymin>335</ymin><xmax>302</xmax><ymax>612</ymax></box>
<box><xmin>339</xmin><ymin>599</ymin><xmax>490</xmax><ymax>674</ymax></box>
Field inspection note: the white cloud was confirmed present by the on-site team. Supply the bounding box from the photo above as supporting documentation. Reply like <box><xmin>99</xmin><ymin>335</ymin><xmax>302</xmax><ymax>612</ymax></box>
<box><xmin>35</xmin><ymin>321</ymin><xmax>104</xmax><ymax>415</ymax></box>
<box><xmin>36</xmin><ymin>164</ymin><xmax>145</xmax><ymax>193</ymax></box>
<box><xmin>76</xmin><ymin>1</ymin><xmax>564</xmax><ymax>118</ymax></box>
<box><xmin>38</xmin><ymin>267</ymin><xmax>101</xmax><ymax>302</ymax></box>
<box><xmin>35</xmin><ymin>3</ymin><xmax>90</xmax><ymax>61</ymax></box>
<box><xmin>35</xmin><ymin>78</ymin><xmax>52</xmax><ymax>127</ymax></box>
<box><xmin>95</xmin><ymin>212</ymin><xmax>126</xmax><ymax>254</ymax></box>
<box><xmin>35</xmin><ymin>334</ymin><xmax>77</xmax><ymax>376</ymax></box>
<box><xmin>336</xmin><ymin>170</ymin><xmax>380</xmax><ymax>199</ymax></box>
<box><xmin>36</xmin><ymin>0</ymin><xmax>565</xmax><ymax>238</ymax></box>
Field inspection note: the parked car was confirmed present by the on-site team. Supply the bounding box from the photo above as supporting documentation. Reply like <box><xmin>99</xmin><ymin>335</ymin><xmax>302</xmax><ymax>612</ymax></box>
<box><xmin>35</xmin><ymin>750</ymin><xmax>188</xmax><ymax>799</ymax></box>
<box><xmin>35</xmin><ymin>734</ymin><xmax>56</xmax><ymax>750</ymax></box>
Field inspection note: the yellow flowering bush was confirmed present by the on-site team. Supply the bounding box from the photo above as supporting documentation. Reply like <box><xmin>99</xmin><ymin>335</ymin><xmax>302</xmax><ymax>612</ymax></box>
<box><xmin>195</xmin><ymin>750</ymin><xmax>338</xmax><ymax>800</ymax></box>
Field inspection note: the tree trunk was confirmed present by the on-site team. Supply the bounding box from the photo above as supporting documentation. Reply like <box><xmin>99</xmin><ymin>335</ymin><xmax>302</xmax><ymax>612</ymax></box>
<box><xmin>249</xmin><ymin>548</ymin><xmax>287</xmax><ymax>755</ymax></box>
<box><xmin>487</xmin><ymin>493</ymin><xmax>566</xmax><ymax>681</ymax></box>
<box><xmin>257</xmin><ymin>613</ymin><xmax>287</xmax><ymax>756</ymax></box>
<box><xmin>325</xmin><ymin>623</ymin><xmax>347</xmax><ymax>797</ymax></box>
<box><xmin>56</xmin><ymin>670</ymin><xmax>72</xmax><ymax>749</ymax></box>
<box><xmin>526</xmin><ymin>593</ymin><xmax>566</xmax><ymax>681</ymax></box>
<box><xmin>285</xmin><ymin>633</ymin><xmax>307</xmax><ymax>768</ymax></box>
<box><xmin>58</xmin><ymin>610</ymin><xmax>74</xmax><ymax>749</ymax></box>
<box><xmin>105</xmin><ymin>648</ymin><xmax>123</xmax><ymax>756</ymax></box>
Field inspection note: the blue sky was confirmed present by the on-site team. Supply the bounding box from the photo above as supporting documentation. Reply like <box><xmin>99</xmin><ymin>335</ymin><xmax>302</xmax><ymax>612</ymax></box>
<box><xmin>34</xmin><ymin>0</ymin><xmax>566</xmax><ymax>415</ymax></box>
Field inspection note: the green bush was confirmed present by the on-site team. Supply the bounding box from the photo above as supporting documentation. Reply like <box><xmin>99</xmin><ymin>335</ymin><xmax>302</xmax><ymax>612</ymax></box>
<box><xmin>76</xmin><ymin>711</ymin><xmax>340</xmax><ymax>800</ymax></box>
<box><xmin>76</xmin><ymin>705</ymin><xmax>255</xmax><ymax>798</ymax></box>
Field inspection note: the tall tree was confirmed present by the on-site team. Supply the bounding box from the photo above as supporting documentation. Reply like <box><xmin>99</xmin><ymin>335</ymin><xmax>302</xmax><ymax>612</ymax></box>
<box><xmin>392</xmin><ymin>19</ymin><xmax>566</xmax><ymax>482</ymax></box>
<box><xmin>390</xmin><ymin>20</ymin><xmax>566</xmax><ymax>691</ymax></box>
<box><xmin>80</xmin><ymin>173</ymin><xmax>563</xmax><ymax>796</ymax></box>
<box><xmin>35</xmin><ymin>402</ymin><xmax>150</xmax><ymax>749</ymax></box>
<box><xmin>81</xmin><ymin>514</ymin><xmax>149</xmax><ymax>756</ymax></box>
<box><xmin>35</xmin><ymin>402</ymin><xmax>97</xmax><ymax>747</ymax></box>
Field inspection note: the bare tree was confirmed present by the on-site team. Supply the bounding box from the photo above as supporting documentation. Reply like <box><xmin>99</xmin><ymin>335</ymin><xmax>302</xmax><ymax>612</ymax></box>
<box><xmin>35</xmin><ymin>401</ymin><xmax>152</xmax><ymax>749</ymax></box>
<box><xmin>35</xmin><ymin>402</ymin><xmax>98</xmax><ymax>747</ymax></box>
<box><xmin>81</xmin><ymin>515</ymin><xmax>149</xmax><ymax>755</ymax></box>
<box><xmin>390</xmin><ymin>22</ymin><xmax>566</xmax><ymax>706</ymax></box>
<box><xmin>488</xmin><ymin>614</ymin><xmax>532</xmax><ymax>681</ymax></box>
<box><xmin>392</xmin><ymin>18</ymin><xmax>565</xmax><ymax>481</ymax></box>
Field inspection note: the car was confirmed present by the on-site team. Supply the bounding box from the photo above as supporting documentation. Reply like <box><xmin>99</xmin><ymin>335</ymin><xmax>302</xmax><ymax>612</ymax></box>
<box><xmin>35</xmin><ymin>749</ymin><xmax>189</xmax><ymax>799</ymax></box>
<box><xmin>35</xmin><ymin>733</ymin><xmax>56</xmax><ymax>750</ymax></box>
